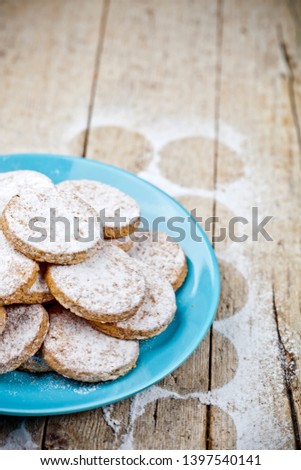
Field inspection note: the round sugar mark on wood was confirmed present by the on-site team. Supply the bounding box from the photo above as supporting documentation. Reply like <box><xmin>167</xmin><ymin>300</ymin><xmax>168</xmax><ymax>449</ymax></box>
<box><xmin>216</xmin><ymin>260</ymin><xmax>249</xmax><ymax>319</ymax></box>
<box><xmin>177</xmin><ymin>195</ymin><xmax>237</xmax><ymax>248</ymax></box>
<box><xmin>69</xmin><ymin>126</ymin><xmax>153</xmax><ymax>173</ymax></box>
<box><xmin>159</xmin><ymin>137</ymin><xmax>244</xmax><ymax>188</ymax></box>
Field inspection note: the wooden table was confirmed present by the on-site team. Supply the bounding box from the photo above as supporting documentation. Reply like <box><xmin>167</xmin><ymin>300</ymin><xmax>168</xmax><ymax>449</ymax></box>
<box><xmin>0</xmin><ymin>0</ymin><xmax>300</xmax><ymax>450</ymax></box>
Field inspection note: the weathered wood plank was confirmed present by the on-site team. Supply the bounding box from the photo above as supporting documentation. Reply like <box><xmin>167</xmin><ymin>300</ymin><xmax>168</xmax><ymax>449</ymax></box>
<box><xmin>1</xmin><ymin>0</ymin><xmax>299</xmax><ymax>451</ymax></box>
<box><xmin>0</xmin><ymin>0</ymin><xmax>102</xmax><ymax>155</ymax></box>
<box><xmin>45</xmin><ymin>401</ymin><xmax>131</xmax><ymax>450</ymax></box>
<box><xmin>84</xmin><ymin>0</ymin><xmax>217</xmax><ymax>450</ymax></box>
<box><xmin>0</xmin><ymin>0</ymin><xmax>103</xmax><ymax>449</ymax></box>
<box><xmin>210</xmin><ymin>0</ymin><xmax>300</xmax><ymax>449</ymax></box>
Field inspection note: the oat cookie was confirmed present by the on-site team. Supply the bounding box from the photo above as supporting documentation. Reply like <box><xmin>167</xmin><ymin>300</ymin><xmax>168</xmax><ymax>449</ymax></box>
<box><xmin>57</xmin><ymin>180</ymin><xmax>140</xmax><ymax>238</ymax></box>
<box><xmin>1</xmin><ymin>186</ymin><xmax>103</xmax><ymax>264</ymax></box>
<box><xmin>46</xmin><ymin>245</ymin><xmax>146</xmax><ymax>322</ymax></box>
<box><xmin>19</xmin><ymin>349</ymin><xmax>52</xmax><ymax>373</ymax></box>
<box><xmin>0</xmin><ymin>229</ymin><xmax>39</xmax><ymax>306</ymax></box>
<box><xmin>93</xmin><ymin>264</ymin><xmax>176</xmax><ymax>339</ymax></box>
<box><xmin>129</xmin><ymin>231</ymin><xmax>187</xmax><ymax>290</ymax></box>
<box><xmin>0</xmin><ymin>304</ymin><xmax>49</xmax><ymax>374</ymax></box>
<box><xmin>105</xmin><ymin>235</ymin><xmax>133</xmax><ymax>252</ymax></box>
<box><xmin>13</xmin><ymin>267</ymin><xmax>54</xmax><ymax>304</ymax></box>
<box><xmin>0</xmin><ymin>170</ymin><xmax>54</xmax><ymax>215</ymax></box>
<box><xmin>43</xmin><ymin>305</ymin><xmax>139</xmax><ymax>382</ymax></box>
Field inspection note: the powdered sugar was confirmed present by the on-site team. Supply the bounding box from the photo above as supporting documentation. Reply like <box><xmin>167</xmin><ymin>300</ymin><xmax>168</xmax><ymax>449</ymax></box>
<box><xmin>0</xmin><ymin>170</ymin><xmax>53</xmax><ymax>215</ymax></box>
<box><xmin>0</xmin><ymin>305</ymin><xmax>47</xmax><ymax>373</ymax></box>
<box><xmin>129</xmin><ymin>231</ymin><xmax>186</xmax><ymax>288</ymax></box>
<box><xmin>28</xmin><ymin>270</ymin><xmax>51</xmax><ymax>295</ymax></box>
<box><xmin>2</xmin><ymin>186</ymin><xmax>103</xmax><ymax>258</ymax></box>
<box><xmin>44</xmin><ymin>306</ymin><xmax>139</xmax><ymax>381</ymax></box>
<box><xmin>57</xmin><ymin>180</ymin><xmax>140</xmax><ymax>229</ymax></box>
<box><xmin>19</xmin><ymin>349</ymin><xmax>52</xmax><ymax>373</ymax></box>
<box><xmin>105</xmin><ymin>235</ymin><xmax>133</xmax><ymax>252</ymax></box>
<box><xmin>102</xmin><ymin>264</ymin><xmax>176</xmax><ymax>338</ymax></box>
<box><xmin>0</xmin><ymin>229</ymin><xmax>38</xmax><ymax>299</ymax></box>
<box><xmin>47</xmin><ymin>245</ymin><xmax>146</xmax><ymax>319</ymax></box>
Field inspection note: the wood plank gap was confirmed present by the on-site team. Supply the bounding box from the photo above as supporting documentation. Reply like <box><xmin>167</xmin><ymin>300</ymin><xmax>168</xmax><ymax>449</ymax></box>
<box><xmin>41</xmin><ymin>417</ymin><xmax>49</xmax><ymax>450</ymax></box>
<box><xmin>272</xmin><ymin>287</ymin><xmax>301</xmax><ymax>449</ymax></box>
<box><xmin>82</xmin><ymin>0</ymin><xmax>111</xmax><ymax>158</ymax></box>
<box><xmin>277</xmin><ymin>24</ymin><xmax>301</xmax><ymax>159</ymax></box>
<box><xmin>206</xmin><ymin>0</ymin><xmax>224</xmax><ymax>450</ymax></box>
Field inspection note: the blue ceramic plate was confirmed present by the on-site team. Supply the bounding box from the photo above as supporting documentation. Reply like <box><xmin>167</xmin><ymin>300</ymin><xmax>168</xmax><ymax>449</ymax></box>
<box><xmin>0</xmin><ymin>153</ymin><xmax>220</xmax><ymax>416</ymax></box>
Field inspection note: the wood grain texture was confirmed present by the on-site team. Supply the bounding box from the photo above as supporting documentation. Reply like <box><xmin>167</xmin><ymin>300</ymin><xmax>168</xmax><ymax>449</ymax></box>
<box><xmin>213</xmin><ymin>0</ymin><xmax>300</xmax><ymax>448</ymax></box>
<box><xmin>0</xmin><ymin>0</ymin><xmax>300</xmax><ymax>450</ymax></box>
<box><xmin>0</xmin><ymin>0</ymin><xmax>103</xmax><ymax>449</ymax></box>
<box><xmin>0</xmin><ymin>0</ymin><xmax>103</xmax><ymax>154</ymax></box>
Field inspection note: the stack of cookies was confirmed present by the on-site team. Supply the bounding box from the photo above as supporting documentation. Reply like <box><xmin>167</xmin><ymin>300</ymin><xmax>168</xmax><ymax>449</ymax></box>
<box><xmin>0</xmin><ymin>171</ymin><xmax>187</xmax><ymax>383</ymax></box>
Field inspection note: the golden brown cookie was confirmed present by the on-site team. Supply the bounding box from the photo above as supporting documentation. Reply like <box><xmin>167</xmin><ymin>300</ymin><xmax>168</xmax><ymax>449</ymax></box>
<box><xmin>129</xmin><ymin>231</ymin><xmax>188</xmax><ymax>290</ymax></box>
<box><xmin>46</xmin><ymin>245</ymin><xmax>146</xmax><ymax>323</ymax></box>
<box><xmin>92</xmin><ymin>264</ymin><xmax>176</xmax><ymax>339</ymax></box>
<box><xmin>0</xmin><ymin>304</ymin><xmax>49</xmax><ymax>374</ymax></box>
<box><xmin>1</xmin><ymin>186</ymin><xmax>103</xmax><ymax>264</ymax></box>
<box><xmin>57</xmin><ymin>180</ymin><xmax>140</xmax><ymax>238</ymax></box>
<box><xmin>43</xmin><ymin>305</ymin><xmax>139</xmax><ymax>382</ymax></box>
<box><xmin>0</xmin><ymin>229</ymin><xmax>39</xmax><ymax>306</ymax></box>
<box><xmin>105</xmin><ymin>235</ymin><xmax>133</xmax><ymax>252</ymax></box>
<box><xmin>0</xmin><ymin>170</ymin><xmax>53</xmax><ymax>215</ymax></box>
<box><xmin>19</xmin><ymin>349</ymin><xmax>52</xmax><ymax>373</ymax></box>
<box><xmin>0</xmin><ymin>307</ymin><xmax>6</xmax><ymax>334</ymax></box>
<box><xmin>13</xmin><ymin>268</ymin><xmax>54</xmax><ymax>305</ymax></box>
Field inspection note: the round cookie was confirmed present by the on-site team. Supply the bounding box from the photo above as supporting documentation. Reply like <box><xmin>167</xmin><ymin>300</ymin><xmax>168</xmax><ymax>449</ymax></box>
<box><xmin>92</xmin><ymin>265</ymin><xmax>177</xmax><ymax>339</ymax></box>
<box><xmin>1</xmin><ymin>186</ymin><xmax>103</xmax><ymax>264</ymax></box>
<box><xmin>13</xmin><ymin>268</ymin><xmax>54</xmax><ymax>304</ymax></box>
<box><xmin>19</xmin><ymin>349</ymin><xmax>52</xmax><ymax>373</ymax></box>
<box><xmin>0</xmin><ymin>304</ymin><xmax>49</xmax><ymax>374</ymax></box>
<box><xmin>0</xmin><ymin>307</ymin><xmax>6</xmax><ymax>334</ymax></box>
<box><xmin>43</xmin><ymin>305</ymin><xmax>139</xmax><ymax>382</ymax></box>
<box><xmin>57</xmin><ymin>180</ymin><xmax>140</xmax><ymax>238</ymax></box>
<box><xmin>0</xmin><ymin>229</ymin><xmax>39</xmax><ymax>306</ymax></box>
<box><xmin>46</xmin><ymin>245</ymin><xmax>146</xmax><ymax>322</ymax></box>
<box><xmin>0</xmin><ymin>170</ymin><xmax>53</xmax><ymax>215</ymax></box>
<box><xmin>105</xmin><ymin>235</ymin><xmax>133</xmax><ymax>252</ymax></box>
<box><xmin>129</xmin><ymin>231</ymin><xmax>187</xmax><ymax>290</ymax></box>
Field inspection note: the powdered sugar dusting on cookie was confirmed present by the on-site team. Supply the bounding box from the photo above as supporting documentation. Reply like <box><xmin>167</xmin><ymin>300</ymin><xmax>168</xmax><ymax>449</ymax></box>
<box><xmin>101</xmin><ymin>264</ymin><xmax>176</xmax><ymax>338</ymax></box>
<box><xmin>44</xmin><ymin>306</ymin><xmax>139</xmax><ymax>381</ymax></box>
<box><xmin>47</xmin><ymin>246</ymin><xmax>146</xmax><ymax>319</ymax></box>
<box><xmin>57</xmin><ymin>180</ymin><xmax>140</xmax><ymax>228</ymax></box>
<box><xmin>0</xmin><ymin>170</ymin><xmax>53</xmax><ymax>215</ymax></box>
<box><xmin>0</xmin><ymin>305</ymin><xmax>48</xmax><ymax>373</ymax></box>
<box><xmin>0</xmin><ymin>229</ymin><xmax>38</xmax><ymax>299</ymax></box>
<box><xmin>129</xmin><ymin>231</ymin><xmax>186</xmax><ymax>288</ymax></box>
<box><xmin>28</xmin><ymin>271</ymin><xmax>51</xmax><ymax>295</ymax></box>
<box><xmin>2</xmin><ymin>186</ymin><xmax>103</xmax><ymax>258</ymax></box>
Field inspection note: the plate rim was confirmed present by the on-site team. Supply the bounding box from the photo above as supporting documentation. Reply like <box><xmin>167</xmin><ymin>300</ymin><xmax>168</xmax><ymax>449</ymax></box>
<box><xmin>0</xmin><ymin>153</ymin><xmax>220</xmax><ymax>416</ymax></box>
